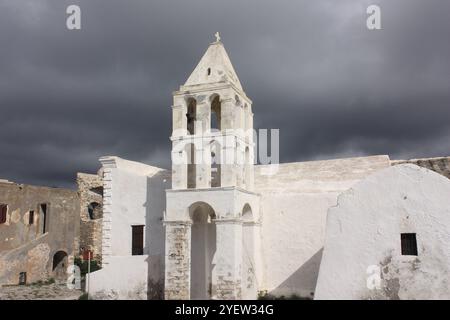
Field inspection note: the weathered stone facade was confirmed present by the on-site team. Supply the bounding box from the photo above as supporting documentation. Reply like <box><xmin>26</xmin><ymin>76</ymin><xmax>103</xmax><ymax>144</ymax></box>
<box><xmin>77</xmin><ymin>172</ymin><xmax>103</xmax><ymax>263</ymax></box>
<box><xmin>164</xmin><ymin>223</ymin><xmax>191</xmax><ymax>300</ymax></box>
<box><xmin>0</xmin><ymin>180</ymin><xmax>79</xmax><ymax>285</ymax></box>
<box><xmin>391</xmin><ymin>156</ymin><xmax>450</xmax><ymax>179</ymax></box>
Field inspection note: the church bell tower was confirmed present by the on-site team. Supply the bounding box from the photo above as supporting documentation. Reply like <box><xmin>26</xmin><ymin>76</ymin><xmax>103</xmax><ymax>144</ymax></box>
<box><xmin>164</xmin><ymin>34</ymin><xmax>261</xmax><ymax>300</ymax></box>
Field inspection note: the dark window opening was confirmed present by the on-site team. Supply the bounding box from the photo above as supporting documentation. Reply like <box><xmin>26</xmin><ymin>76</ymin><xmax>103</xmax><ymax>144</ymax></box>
<box><xmin>401</xmin><ymin>233</ymin><xmax>418</xmax><ymax>256</ymax></box>
<box><xmin>88</xmin><ymin>202</ymin><xmax>102</xmax><ymax>220</ymax></box>
<box><xmin>0</xmin><ymin>204</ymin><xmax>7</xmax><ymax>224</ymax></box>
<box><xmin>89</xmin><ymin>187</ymin><xmax>103</xmax><ymax>196</ymax></box>
<box><xmin>19</xmin><ymin>272</ymin><xmax>27</xmax><ymax>285</ymax></box>
<box><xmin>132</xmin><ymin>225</ymin><xmax>144</xmax><ymax>255</ymax></box>
<box><xmin>211</xmin><ymin>95</ymin><xmax>221</xmax><ymax>131</ymax></box>
<box><xmin>186</xmin><ymin>98</ymin><xmax>197</xmax><ymax>135</ymax></box>
<box><xmin>29</xmin><ymin>210</ymin><xmax>34</xmax><ymax>225</ymax></box>
<box><xmin>39</xmin><ymin>204</ymin><xmax>48</xmax><ymax>234</ymax></box>
<box><xmin>207</xmin><ymin>68</ymin><xmax>211</xmax><ymax>76</ymax></box>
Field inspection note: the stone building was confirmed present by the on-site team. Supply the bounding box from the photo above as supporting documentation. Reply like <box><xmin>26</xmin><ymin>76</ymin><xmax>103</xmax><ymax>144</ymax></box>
<box><xmin>87</xmin><ymin>36</ymin><xmax>450</xmax><ymax>300</ymax></box>
<box><xmin>77</xmin><ymin>172</ymin><xmax>103</xmax><ymax>263</ymax></box>
<box><xmin>0</xmin><ymin>180</ymin><xmax>79</xmax><ymax>285</ymax></box>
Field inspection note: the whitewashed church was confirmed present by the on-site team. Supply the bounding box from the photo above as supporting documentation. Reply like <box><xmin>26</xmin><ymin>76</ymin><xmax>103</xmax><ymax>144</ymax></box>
<box><xmin>89</xmin><ymin>36</ymin><xmax>450</xmax><ymax>300</ymax></box>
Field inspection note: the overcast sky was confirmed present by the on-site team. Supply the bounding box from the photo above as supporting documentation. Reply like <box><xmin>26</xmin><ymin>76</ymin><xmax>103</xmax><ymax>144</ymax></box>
<box><xmin>1</xmin><ymin>0</ymin><xmax>449</xmax><ymax>188</ymax></box>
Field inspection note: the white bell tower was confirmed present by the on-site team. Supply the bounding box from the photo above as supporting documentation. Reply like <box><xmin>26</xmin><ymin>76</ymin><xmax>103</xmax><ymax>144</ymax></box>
<box><xmin>170</xmin><ymin>33</ymin><xmax>255</xmax><ymax>191</ymax></box>
<box><xmin>164</xmin><ymin>35</ymin><xmax>261</xmax><ymax>300</ymax></box>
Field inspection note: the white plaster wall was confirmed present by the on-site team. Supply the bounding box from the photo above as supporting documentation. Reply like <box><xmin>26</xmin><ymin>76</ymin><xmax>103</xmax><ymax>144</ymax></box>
<box><xmin>255</xmin><ymin>155</ymin><xmax>391</xmax><ymax>298</ymax></box>
<box><xmin>89</xmin><ymin>256</ymin><xmax>148</xmax><ymax>300</ymax></box>
<box><xmin>108</xmin><ymin>158</ymin><xmax>169</xmax><ymax>257</ymax></box>
<box><xmin>315</xmin><ymin>164</ymin><xmax>450</xmax><ymax>300</ymax></box>
<box><xmin>242</xmin><ymin>223</ymin><xmax>258</xmax><ymax>299</ymax></box>
<box><xmin>166</xmin><ymin>187</ymin><xmax>259</xmax><ymax>221</ymax></box>
<box><xmin>93</xmin><ymin>156</ymin><xmax>170</xmax><ymax>299</ymax></box>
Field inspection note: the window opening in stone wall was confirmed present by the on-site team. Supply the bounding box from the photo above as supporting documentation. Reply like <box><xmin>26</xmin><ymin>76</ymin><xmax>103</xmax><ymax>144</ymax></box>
<box><xmin>39</xmin><ymin>203</ymin><xmax>48</xmax><ymax>234</ymax></box>
<box><xmin>19</xmin><ymin>272</ymin><xmax>27</xmax><ymax>285</ymax></box>
<box><xmin>0</xmin><ymin>204</ymin><xmax>7</xmax><ymax>224</ymax></box>
<box><xmin>88</xmin><ymin>202</ymin><xmax>102</xmax><ymax>220</ymax></box>
<box><xmin>29</xmin><ymin>210</ymin><xmax>34</xmax><ymax>225</ymax></box>
<box><xmin>186</xmin><ymin>98</ymin><xmax>197</xmax><ymax>135</ymax></box>
<box><xmin>401</xmin><ymin>233</ymin><xmax>418</xmax><ymax>256</ymax></box>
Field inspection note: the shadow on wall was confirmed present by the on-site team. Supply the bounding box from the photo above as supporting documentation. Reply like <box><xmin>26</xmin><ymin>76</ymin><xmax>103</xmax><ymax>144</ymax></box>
<box><xmin>268</xmin><ymin>248</ymin><xmax>323</xmax><ymax>299</ymax></box>
<box><xmin>144</xmin><ymin>172</ymin><xmax>167</xmax><ymax>300</ymax></box>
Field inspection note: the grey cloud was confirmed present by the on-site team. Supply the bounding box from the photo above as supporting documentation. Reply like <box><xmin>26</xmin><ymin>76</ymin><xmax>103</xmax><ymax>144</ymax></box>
<box><xmin>0</xmin><ymin>0</ymin><xmax>449</xmax><ymax>188</ymax></box>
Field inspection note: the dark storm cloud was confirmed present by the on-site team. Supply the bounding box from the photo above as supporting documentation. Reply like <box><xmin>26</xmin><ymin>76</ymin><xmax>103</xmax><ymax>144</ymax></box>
<box><xmin>0</xmin><ymin>0</ymin><xmax>449</xmax><ymax>188</ymax></box>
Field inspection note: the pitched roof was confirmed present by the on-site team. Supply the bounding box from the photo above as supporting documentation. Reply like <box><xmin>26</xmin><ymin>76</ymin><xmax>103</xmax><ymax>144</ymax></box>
<box><xmin>184</xmin><ymin>40</ymin><xmax>243</xmax><ymax>91</ymax></box>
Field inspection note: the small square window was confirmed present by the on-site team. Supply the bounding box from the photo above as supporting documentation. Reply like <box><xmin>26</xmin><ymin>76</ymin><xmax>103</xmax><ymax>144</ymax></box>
<box><xmin>401</xmin><ymin>233</ymin><xmax>418</xmax><ymax>256</ymax></box>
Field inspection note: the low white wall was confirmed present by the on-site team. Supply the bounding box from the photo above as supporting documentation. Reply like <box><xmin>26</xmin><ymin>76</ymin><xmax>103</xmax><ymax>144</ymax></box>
<box><xmin>255</xmin><ymin>155</ymin><xmax>390</xmax><ymax>298</ymax></box>
<box><xmin>89</xmin><ymin>255</ymin><xmax>148</xmax><ymax>300</ymax></box>
<box><xmin>315</xmin><ymin>164</ymin><xmax>450</xmax><ymax>299</ymax></box>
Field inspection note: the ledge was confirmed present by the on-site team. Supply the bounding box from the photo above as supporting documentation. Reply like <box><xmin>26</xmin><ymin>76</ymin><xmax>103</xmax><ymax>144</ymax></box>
<box><xmin>166</xmin><ymin>186</ymin><xmax>260</xmax><ymax>196</ymax></box>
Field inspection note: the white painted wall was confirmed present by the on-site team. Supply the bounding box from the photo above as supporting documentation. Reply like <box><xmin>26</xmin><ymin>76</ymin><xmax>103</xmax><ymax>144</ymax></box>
<box><xmin>89</xmin><ymin>256</ymin><xmax>148</xmax><ymax>300</ymax></box>
<box><xmin>255</xmin><ymin>156</ymin><xmax>391</xmax><ymax>298</ymax></box>
<box><xmin>91</xmin><ymin>156</ymin><xmax>170</xmax><ymax>299</ymax></box>
<box><xmin>315</xmin><ymin>164</ymin><xmax>450</xmax><ymax>300</ymax></box>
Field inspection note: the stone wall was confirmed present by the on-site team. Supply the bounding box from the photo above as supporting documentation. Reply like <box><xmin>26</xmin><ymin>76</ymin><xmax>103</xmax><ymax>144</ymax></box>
<box><xmin>0</xmin><ymin>181</ymin><xmax>79</xmax><ymax>285</ymax></box>
<box><xmin>164</xmin><ymin>223</ymin><xmax>191</xmax><ymax>300</ymax></box>
<box><xmin>77</xmin><ymin>172</ymin><xmax>103</xmax><ymax>262</ymax></box>
<box><xmin>392</xmin><ymin>156</ymin><xmax>450</xmax><ymax>179</ymax></box>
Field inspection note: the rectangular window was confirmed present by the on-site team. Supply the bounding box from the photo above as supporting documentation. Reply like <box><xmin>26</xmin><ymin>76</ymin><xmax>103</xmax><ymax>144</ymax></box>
<box><xmin>132</xmin><ymin>225</ymin><xmax>144</xmax><ymax>255</ymax></box>
<box><xmin>0</xmin><ymin>204</ymin><xmax>7</xmax><ymax>224</ymax></box>
<box><xmin>29</xmin><ymin>210</ymin><xmax>34</xmax><ymax>225</ymax></box>
<box><xmin>40</xmin><ymin>204</ymin><xmax>48</xmax><ymax>234</ymax></box>
<box><xmin>401</xmin><ymin>233</ymin><xmax>418</xmax><ymax>256</ymax></box>
<box><xmin>19</xmin><ymin>272</ymin><xmax>27</xmax><ymax>285</ymax></box>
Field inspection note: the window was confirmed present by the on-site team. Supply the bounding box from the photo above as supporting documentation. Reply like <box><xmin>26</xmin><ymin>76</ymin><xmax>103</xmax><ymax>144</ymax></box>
<box><xmin>0</xmin><ymin>204</ymin><xmax>7</xmax><ymax>224</ymax></box>
<box><xmin>88</xmin><ymin>202</ymin><xmax>101</xmax><ymax>220</ymax></box>
<box><xmin>39</xmin><ymin>204</ymin><xmax>48</xmax><ymax>234</ymax></box>
<box><xmin>186</xmin><ymin>98</ymin><xmax>197</xmax><ymax>135</ymax></box>
<box><xmin>401</xmin><ymin>233</ymin><xmax>418</xmax><ymax>256</ymax></box>
<box><xmin>211</xmin><ymin>95</ymin><xmax>221</xmax><ymax>131</ymax></box>
<box><xmin>89</xmin><ymin>187</ymin><xmax>103</xmax><ymax>196</ymax></box>
<box><xmin>29</xmin><ymin>210</ymin><xmax>34</xmax><ymax>225</ymax></box>
<box><xmin>132</xmin><ymin>225</ymin><xmax>144</xmax><ymax>255</ymax></box>
<box><xmin>19</xmin><ymin>272</ymin><xmax>27</xmax><ymax>285</ymax></box>
<box><xmin>207</xmin><ymin>68</ymin><xmax>211</xmax><ymax>76</ymax></box>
